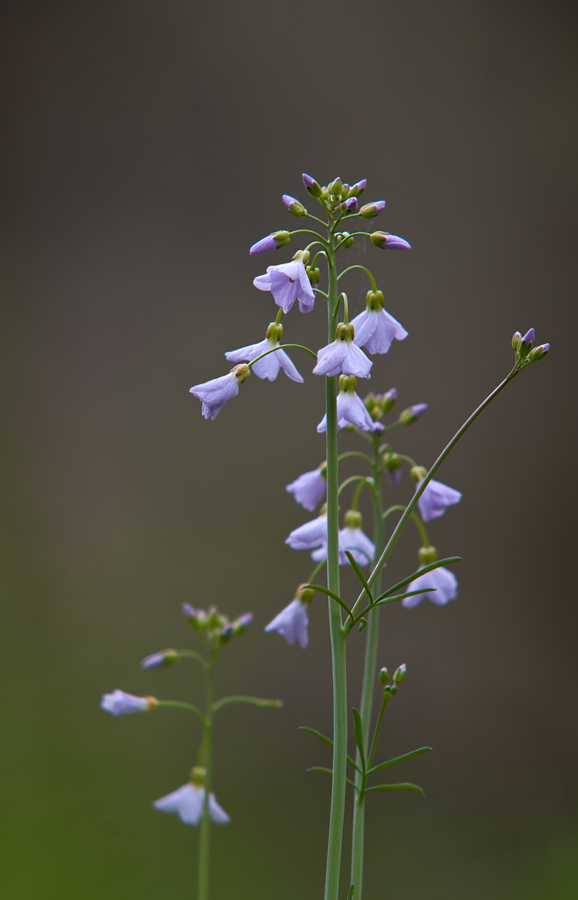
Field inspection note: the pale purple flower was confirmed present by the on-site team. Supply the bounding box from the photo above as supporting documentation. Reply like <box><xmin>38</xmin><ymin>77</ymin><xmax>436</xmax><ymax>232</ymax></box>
<box><xmin>100</xmin><ymin>690</ymin><xmax>156</xmax><ymax>716</ymax></box>
<box><xmin>340</xmin><ymin>525</ymin><xmax>375</xmax><ymax>567</ymax></box>
<box><xmin>317</xmin><ymin>385</ymin><xmax>379</xmax><ymax>433</ymax></box>
<box><xmin>190</xmin><ymin>365</ymin><xmax>250</xmax><ymax>420</ymax></box>
<box><xmin>265</xmin><ymin>598</ymin><xmax>309</xmax><ymax>648</ymax></box>
<box><xmin>351</xmin><ymin>308</ymin><xmax>408</xmax><ymax>355</ymax></box>
<box><xmin>250</xmin><ymin>231</ymin><xmax>290</xmax><ymax>255</ymax></box>
<box><xmin>225</xmin><ymin>337</ymin><xmax>303</xmax><ymax>383</ymax></box>
<box><xmin>253</xmin><ymin>260</ymin><xmax>315</xmax><ymax>314</ymax></box>
<box><xmin>153</xmin><ymin>783</ymin><xmax>230</xmax><ymax>826</ymax></box>
<box><xmin>403</xmin><ymin>566</ymin><xmax>458</xmax><ymax>608</ymax></box>
<box><xmin>286</xmin><ymin>513</ymin><xmax>327</xmax><ymax>550</ymax></box>
<box><xmin>286</xmin><ymin>467</ymin><xmax>326</xmax><ymax>512</ymax></box>
<box><xmin>417</xmin><ymin>479</ymin><xmax>462</xmax><ymax>522</ymax></box>
<box><xmin>313</xmin><ymin>328</ymin><xmax>372</xmax><ymax>378</ymax></box>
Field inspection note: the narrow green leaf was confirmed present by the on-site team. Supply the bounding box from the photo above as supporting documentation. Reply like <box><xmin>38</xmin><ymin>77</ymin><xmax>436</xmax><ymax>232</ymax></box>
<box><xmin>300</xmin><ymin>727</ymin><xmax>361</xmax><ymax>774</ymax></box>
<box><xmin>365</xmin><ymin>782</ymin><xmax>425</xmax><ymax>796</ymax></box>
<box><xmin>344</xmin><ymin>551</ymin><xmax>373</xmax><ymax>602</ymax></box>
<box><xmin>372</xmin><ymin>588</ymin><xmax>436</xmax><ymax>609</ymax></box>
<box><xmin>376</xmin><ymin>557</ymin><xmax>461</xmax><ymax>602</ymax></box>
<box><xmin>212</xmin><ymin>696</ymin><xmax>283</xmax><ymax>712</ymax></box>
<box><xmin>348</xmin><ymin>886</ymin><xmax>355</xmax><ymax>900</ymax></box>
<box><xmin>301</xmin><ymin>584</ymin><xmax>354</xmax><ymax>621</ymax></box>
<box><xmin>307</xmin><ymin>767</ymin><xmax>358</xmax><ymax>790</ymax></box>
<box><xmin>352</xmin><ymin>708</ymin><xmax>365</xmax><ymax>768</ymax></box>
<box><xmin>367</xmin><ymin>747</ymin><xmax>432</xmax><ymax>776</ymax></box>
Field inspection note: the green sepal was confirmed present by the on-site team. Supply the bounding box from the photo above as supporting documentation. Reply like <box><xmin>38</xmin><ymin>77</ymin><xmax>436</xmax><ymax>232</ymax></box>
<box><xmin>352</xmin><ymin>708</ymin><xmax>366</xmax><ymax>769</ymax></box>
<box><xmin>299</xmin><ymin>727</ymin><xmax>362</xmax><ymax>774</ymax></box>
<box><xmin>307</xmin><ymin>767</ymin><xmax>358</xmax><ymax>790</ymax></box>
<box><xmin>212</xmin><ymin>696</ymin><xmax>283</xmax><ymax>712</ymax></box>
<box><xmin>365</xmin><ymin>782</ymin><xmax>425</xmax><ymax>796</ymax></box>
<box><xmin>367</xmin><ymin>746</ymin><xmax>432</xmax><ymax>776</ymax></box>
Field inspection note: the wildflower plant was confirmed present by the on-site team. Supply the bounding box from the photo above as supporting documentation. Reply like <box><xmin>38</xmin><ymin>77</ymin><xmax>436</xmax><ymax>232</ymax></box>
<box><xmin>101</xmin><ymin>604</ymin><xmax>282</xmax><ymax>900</ymax></box>
<box><xmin>104</xmin><ymin>171</ymin><xmax>549</xmax><ymax>900</ymax></box>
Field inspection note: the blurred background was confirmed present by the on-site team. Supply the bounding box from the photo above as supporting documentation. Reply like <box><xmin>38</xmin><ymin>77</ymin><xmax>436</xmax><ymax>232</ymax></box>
<box><xmin>2</xmin><ymin>1</ymin><xmax>577</xmax><ymax>897</ymax></box>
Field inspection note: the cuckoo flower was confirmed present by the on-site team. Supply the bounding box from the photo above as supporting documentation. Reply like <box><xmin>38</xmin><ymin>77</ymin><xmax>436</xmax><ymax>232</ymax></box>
<box><xmin>153</xmin><ymin>782</ymin><xmax>230</xmax><ymax>826</ymax></box>
<box><xmin>250</xmin><ymin>231</ymin><xmax>291</xmax><ymax>255</ymax></box>
<box><xmin>313</xmin><ymin>323</ymin><xmax>372</xmax><ymax>378</ymax></box>
<box><xmin>370</xmin><ymin>231</ymin><xmax>411</xmax><ymax>250</ymax></box>
<box><xmin>265</xmin><ymin>586</ymin><xmax>312</xmax><ymax>648</ymax></box>
<box><xmin>286</xmin><ymin>511</ymin><xmax>327</xmax><ymax>550</ymax></box>
<box><xmin>253</xmin><ymin>258</ymin><xmax>315</xmax><ymax>314</ymax></box>
<box><xmin>317</xmin><ymin>376</ymin><xmax>380</xmax><ymax>433</ymax></box>
<box><xmin>190</xmin><ymin>365</ymin><xmax>250</xmax><ymax>420</ymax></box>
<box><xmin>286</xmin><ymin>465</ymin><xmax>327</xmax><ymax>512</ymax></box>
<box><xmin>100</xmin><ymin>690</ymin><xmax>157</xmax><ymax>716</ymax></box>
<box><xmin>417</xmin><ymin>478</ymin><xmax>462</xmax><ymax>522</ymax></box>
<box><xmin>339</xmin><ymin>511</ymin><xmax>376</xmax><ymax>567</ymax></box>
<box><xmin>404</xmin><ymin>566</ymin><xmax>458</xmax><ymax>608</ymax></box>
<box><xmin>351</xmin><ymin>291</ymin><xmax>408</xmax><ymax>355</ymax></box>
<box><xmin>225</xmin><ymin>322</ymin><xmax>303</xmax><ymax>383</ymax></box>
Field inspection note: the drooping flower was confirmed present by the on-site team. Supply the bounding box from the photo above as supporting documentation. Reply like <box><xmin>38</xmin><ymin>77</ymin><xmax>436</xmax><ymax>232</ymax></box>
<box><xmin>370</xmin><ymin>231</ymin><xmax>411</xmax><ymax>250</ymax></box>
<box><xmin>250</xmin><ymin>231</ymin><xmax>291</xmax><ymax>255</ymax></box>
<box><xmin>351</xmin><ymin>291</ymin><xmax>408</xmax><ymax>355</ymax></box>
<box><xmin>313</xmin><ymin>323</ymin><xmax>372</xmax><ymax>378</ymax></box>
<box><xmin>286</xmin><ymin>466</ymin><xmax>327</xmax><ymax>512</ymax></box>
<box><xmin>339</xmin><ymin>511</ymin><xmax>375</xmax><ymax>567</ymax></box>
<box><xmin>417</xmin><ymin>479</ymin><xmax>462</xmax><ymax>522</ymax></box>
<box><xmin>253</xmin><ymin>259</ymin><xmax>315</xmax><ymax>314</ymax></box>
<box><xmin>100</xmin><ymin>690</ymin><xmax>157</xmax><ymax>716</ymax></box>
<box><xmin>285</xmin><ymin>512</ymin><xmax>327</xmax><ymax>550</ymax></box>
<box><xmin>265</xmin><ymin>586</ymin><xmax>313</xmax><ymax>648</ymax></box>
<box><xmin>190</xmin><ymin>364</ymin><xmax>250</xmax><ymax>420</ymax></box>
<box><xmin>225</xmin><ymin>322</ymin><xmax>303</xmax><ymax>383</ymax></box>
<box><xmin>404</xmin><ymin>566</ymin><xmax>458</xmax><ymax>608</ymax></box>
<box><xmin>153</xmin><ymin>783</ymin><xmax>230</xmax><ymax>825</ymax></box>
<box><xmin>317</xmin><ymin>376</ymin><xmax>381</xmax><ymax>433</ymax></box>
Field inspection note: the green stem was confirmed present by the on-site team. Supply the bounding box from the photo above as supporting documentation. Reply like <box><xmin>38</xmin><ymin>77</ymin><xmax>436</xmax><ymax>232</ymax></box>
<box><xmin>382</xmin><ymin>505</ymin><xmax>430</xmax><ymax>547</ymax></box>
<box><xmin>247</xmin><ymin>343</ymin><xmax>317</xmax><ymax>369</ymax></box>
<box><xmin>337</xmin><ymin>265</ymin><xmax>377</xmax><ymax>291</ymax></box>
<box><xmin>198</xmin><ymin>656</ymin><xmax>215</xmax><ymax>900</ymax></box>
<box><xmin>351</xmin><ymin>433</ymin><xmax>384</xmax><ymax>900</ymax></box>
<box><xmin>324</xmin><ymin>232</ymin><xmax>348</xmax><ymax>900</ymax></box>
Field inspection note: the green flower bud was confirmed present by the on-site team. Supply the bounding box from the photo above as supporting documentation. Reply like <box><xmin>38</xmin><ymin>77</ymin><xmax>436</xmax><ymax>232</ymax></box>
<box><xmin>418</xmin><ymin>545</ymin><xmax>438</xmax><ymax>565</ymax></box>
<box><xmin>378</xmin><ymin>667</ymin><xmax>389</xmax><ymax>686</ymax></box>
<box><xmin>529</xmin><ymin>342</ymin><xmax>549</xmax><ymax>362</ymax></box>
<box><xmin>383</xmin><ymin>453</ymin><xmax>402</xmax><ymax>475</ymax></box>
<box><xmin>359</xmin><ymin>201</ymin><xmax>385</xmax><ymax>218</ymax></box>
<box><xmin>329</xmin><ymin>177</ymin><xmax>343</xmax><ymax>196</ymax></box>
<box><xmin>511</xmin><ymin>331</ymin><xmax>522</xmax><ymax>350</ymax></box>
<box><xmin>393</xmin><ymin>663</ymin><xmax>407</xmax><ymax>684</ymax></box>
<box><xmin>272</xmin><ymin>229</ymin><xmax>291</xmax><ymax>248</ymax></box>
<box><xmin>230</xmin><ymin>363</ymin><xmax>251</xmax><ymax>383</ymax></box>
<box><xmin>411</xmin><ymin>465</ymin><xmax>428</xmax><ymax>483</ymax></box>
<box><xmin>306</xmin><ymin>265</ymin><xmax>320</xmax><ymax>286</ymax></box>
<box><xmin>345</xmin><ymin>510</ymin><xmax>363</xmax><ymax>529</ymax></box>
<box><xmin>389</xmin><ymin>685</ymin><xmax>398</xmax><ymax>695</ymax></box>
<box><xmin>399</xmin><ymin>404</ymin><xmax>428</xmax><ymax>425</ymax></box>
<box><xmin>341</xmin><ymin>183</ymin><xmax>350</xmax><ymax>198</ymax></box>
<box><xmin>336</xmin><ymin>232</ymin><xmax>355</xmax><ymax>248</ymax></box>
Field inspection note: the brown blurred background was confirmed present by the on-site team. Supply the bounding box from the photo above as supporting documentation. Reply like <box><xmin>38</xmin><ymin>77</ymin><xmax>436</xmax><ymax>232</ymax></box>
<box><xmin>1</xmin><ymin>1</ymin><xmax>577</xmax><ymax>898</ymax></box>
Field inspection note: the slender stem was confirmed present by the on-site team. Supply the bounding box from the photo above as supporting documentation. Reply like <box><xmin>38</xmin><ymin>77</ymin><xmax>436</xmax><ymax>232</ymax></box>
<box><xmin>337</xmin><ymin>265</ymin><xmax>377</xmax><ymax>291</ymax></box>
<box><xmin>351</xmin><ymin>433</ymin><xmax>384</xmax><ymax>899</ymax></box>
<box><xmin>198</xmin><ymin>656</ymin><xmax>215</xmax><ymax>900</ymax></box>
<box><xmin>305</xmin><ymin>212</ymin><xmax>329</xmax><ymax>227</ymax></box>
<box><xmin>338</xmin><ymin>474</ymin><xmax>373</xmax><ymax>500</ymax></box>
<box><xmin>324</xmin><ymin>231</ymin><xmax>348</xmax><ymax>900</ymax></box>
<box><xmin>247</xmin><ymin>343</ymin><xmax>317</xmax><ymax>369</ymax></box>
<box><xmin>367</xmin><ymin>692</ymin><xmax>389</xmax><ymax>767</ymax></box>
<box><xmin>289</xmin><ymin>228</ymin><xmax>330</xmax><ymax>248</ymax></box>
<box><xmin>382</xmin><ymin>505</ymin><xmax>430</xmax><ymax>546</ymax></box>
<box><xmin>338</xmin><ymin>451</ymin><xmax>374</xmax><ymax>467</ymax></box>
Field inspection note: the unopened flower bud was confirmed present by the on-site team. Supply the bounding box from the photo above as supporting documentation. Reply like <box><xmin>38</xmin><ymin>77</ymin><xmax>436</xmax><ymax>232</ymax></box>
<box><xmin>141</xmin><ymin>649</ymin><xmax>179</xmax><ymax>669</ymax></box>
<box><xmin>517</xmin><ymin>328</ymin><xmax>535</xmax><ymax>358</ymax></box>
<box><xmin>345</xmin><ymin>197</ymin><xmax>358</xmax><ymax>212</ymax></box>
<box><xmin>400</xmin><ymin>404</ymin><xmax>428</xmax><ymax>425</ymax></box>
<box><xmin>382</xmin><ymin>387</ymin><xmax>397</xmax><ymax>412</ymax></box>
<box><xmin>297</xmin><ymin>585</ymin><xmax>315</xmax><ymax>605</ymax></box>
<box><xmin>378</xmin><ymin>667</ymin><xmax>389</xmax><ymax>685</ymax></box>
<box><xmin>529</xmin><ymin>342</ymin><xmax>550</xmax><ymax>361</ymax></box>
<box><xmin>328</xmin><ymin>177</ymin><xmax>343</xmax><ymax>195</ymax></box>
<box><xmin>302</xmin><ymin>173</ymin><xmax>323</xmax><ymax>198</ymax></box>
<box><xmin>360</xmin><ymin>201</ymin><xmax>386</xmax><ymax>218</ymax></box>
<box><xmin>418</xmin><ymin>545</ymin><xmax>438</xmax><ymax>565</ymax></box>
<box><xmin>230</xmin><ymin>364</ymin><xmax>251</xmax><ymax>383</ymax></box>
<box><xmin>370</xmin><ymin>231</ymin><xmax>411</xmax><ymax>250</ymax></box>
<box><xmin>393</xmin><ymin>663</ymin><xmax>407</xmax><ymax>684</ymax></box>
<box><xmin>191</xmin><ymin>766</ymin><xmax>206</xmax><ymax>787</ymax></box>
<box><xmin>411</xmin><ymin>465</ymin><xmax>428</xmax><ymax>483</ymax></box>
<box><xmin>511</xmin><ymin>331</ymin><xmax>522</xmax><ymax>350</ymax></box>
<box><xmin>232</xmin><ymin>612</ymin><xmax>254</xmax><ymax>635</ymax></box>
<box><xmin>389</xmin><ymin>685</ymin><xmax>398</xmax><ymax>695</ymax></box>
<box><xmin>306</xmin><ymin>265</ymin><xmax>320</xmax><ymax>286</ymax></box>
<box><xmin>182</xmin><ymin>603</ymin><xmax>196</xmax><ymax>620</ymax></box>
<box><xmin>349</xmin><ymin>179</ymin><xmax>367</xmax><ymax>198</ymax></box>
<box><xmin>282</xmin><ymin>194</ymin><xmax>306</xmax><ymax>217</ymax></box>
<box><xmin>383</xmin><ymin>453</ymin><xmax>403</xmax><ymax>485</ymax></box>
<box><xmin>249</xmin><ymin>231</ymin><xmax>291</xmax><ymax>255</ymax></box>
<box><xmin>335</xmin><ymin>231</ymin><xmax>355</xmax><ymax>248</ymax></box>
<box><xmin>345</xmin><ymin>510</ymin><xmax>363</xmax><ymax>529</ymax></box>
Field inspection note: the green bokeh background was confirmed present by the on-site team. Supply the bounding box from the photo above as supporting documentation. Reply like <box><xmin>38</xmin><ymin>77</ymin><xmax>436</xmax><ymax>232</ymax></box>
<box><xmin>2</xmin><ymin>1</ymin><xmax>577</xmax><ymax>897</ymax></box>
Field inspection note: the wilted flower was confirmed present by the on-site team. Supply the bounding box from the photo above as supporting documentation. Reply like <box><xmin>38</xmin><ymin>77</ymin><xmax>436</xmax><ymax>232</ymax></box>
<box><xmin>265</xmin><ymin>586</ymin><xmax>313</xmax><ymax>648</ymax></box>
<box><xmin>190</xmin><ymin>365</ymin><xmax>250</xmax><ymax>420</ymax></box>
<box><xmin>286</xmin><ymin>466</ymin><xmax>326</xmax><ymax>512</ymax></box>
<box><xmin>351</xmin><ymin>291</ymin><xmax>408</xmax><ymax>355</ymax></box>
<box><xmin>313</xmin><ymin>323</ymin><xmax>372</xmax><ymax>378</ymax></box>
<box><xmin>404</xmin><ymin>566</ymin><xmax>458</xmax><ymax>608</ymax></box>
<box><xmin>153</xmin><ymin>783</ymin><xmax>230</xmax><ymax>825</ymax></box>
<box><xmin>254</xmin><ymin>259</ymin><xmax>315</xmax><ymax>314</ymax></box>
<box><xmin>417</xmin><ymin>479</ymin><xmax>462</xmax><ymax>522</ymax></box>
<box><xmin>225</xmin><ymin>323</ymin><xmax>303</xmax><ymax>383</ymax></box>
<box><xmin>100</xmin><ymin>690</ymin><xmax>157</xmax><ymax>716</ymax></box>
